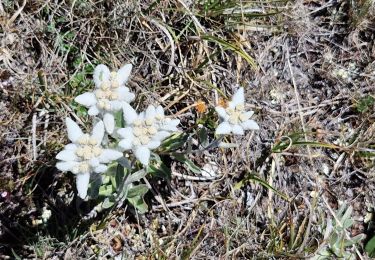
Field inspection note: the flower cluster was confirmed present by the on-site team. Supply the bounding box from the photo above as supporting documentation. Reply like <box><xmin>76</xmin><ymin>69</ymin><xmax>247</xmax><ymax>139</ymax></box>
<box><xmin>75</xmin><ymin>64</ymin><xmax>135</xmax><ymax>134</ymax></box>
<box><xmin>56</xmin><ymin>119</ymin><xmax>122</xmax><ymax>198</ymax></box>
<box><xmin>56</xmin><ymin>63</ymin><xmax>259</xmax><ymax>200</ymax></box>
<box><xmin>215</xmin><ymin>87</ymin><xmax>259</xmax><ymax>135</ymax></box>
<box><xmin>117</xmin><ymin>103</ymin><xmax>179</xmax><ymax>165</ymax></box>
<box><xmin>56</xmin><ymin>64</ymin><xmax>180</xmax><ymax>199</ymax></box>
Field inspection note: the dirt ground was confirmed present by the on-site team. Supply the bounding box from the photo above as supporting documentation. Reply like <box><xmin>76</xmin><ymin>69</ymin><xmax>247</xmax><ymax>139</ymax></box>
<box><xmin>0</xmin><ymin>0</ymin><xmax>375</xmax><ymax>259</ymax></box>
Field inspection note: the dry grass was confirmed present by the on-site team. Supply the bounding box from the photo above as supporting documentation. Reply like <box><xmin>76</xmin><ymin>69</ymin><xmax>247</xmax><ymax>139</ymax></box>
<box><xmin>0</xmin><ymin>0</ymin><xmax>375</xmax><ymax>259</ymax></box>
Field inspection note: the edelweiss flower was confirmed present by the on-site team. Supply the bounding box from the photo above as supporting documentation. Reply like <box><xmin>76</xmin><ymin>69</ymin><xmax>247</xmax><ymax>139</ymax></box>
<box><xmin>215</xmin><ymin>87</ymin><xmax>259</xmax><ymax>135</ymax></box>
<box><xmin>75</xmin><ymin>64</ymin><xmax>135</xmax><ymax>134</ymax></box>
<box><xmin>154</xmin><ymin>105</ymin><xmax>180</xmax><ymax>132</ymax></box>
<box><xmin>117</xmin><ymin>104</ymin><xmax>179</xmax><ymax>165</ymax></box>
<box><xmin>56</xmin><ymin>118</ymin><xmax>123</xmax><ymax>199</ymax></box>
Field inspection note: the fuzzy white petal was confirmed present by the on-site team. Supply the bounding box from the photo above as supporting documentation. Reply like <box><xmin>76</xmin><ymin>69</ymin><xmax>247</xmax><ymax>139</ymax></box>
<box><xmin>240</xmin><ymin>120</ymin><xmax>259</xmax><ymax>130</ymax></box>
<box><xmin>110</xmin><ymin>100</ymin><xmax>123</xmax><ymax>111</ymax></box>
<box><xmin>231</xmin><ymin>87</ymin><xmax>245</xmax><ymax>107</ymax></box>
<box><xmin>94</xmin><ymin>164</ymin><xmax>108</xmax><ymax>173</ymax></box>
<box><xmin>92</xmin><ymin>121</ymin><xmax>105</xmax><ymax>144</ymax></box>
<box><xmin>119</xmin><ymin>139</ymin><xmax>133</xmax><ymax>150</ymax></box>
<box><xmin>56</xmin><ymin>161</ymin><xmax>78</xmax><ymax>172</ymax></box>
<box><xmin>118</xmin><ymin>87</ymin><xmax>135</xmax><ymax>103</ymax></box>
<box><xmin>89</xmin><ymin>158</ymin><xmax>100</xmax><ymax>167</ymax></box>
<box><xmin>103</xmin><ymin>113</ymin><xmax>115</xmax><ymax>134</ymax></box>
<box><xmin>117</xmin><ymin>127</ymin><xmax>133</xmax><ymax>139</ymax></box>
<box><xmin>138</xmin><ymin>112</ymin><xmax>145</xmax><ymax>121</ymax></box>
<box><xmin>147</xmin><ymin>140</ymin><xmax>161</xmax><ymax>150</ymax></box>
<box><xmin>164</xmin><ymin>119</ymin><xmax>179</xmax><ymax>131</ymax></box>
<box><xmin>215</xmin><ymin>122</ymin><xmax>232</xmax><ymax>135</ymax></box>
<box><xmin>156</xmin><ymin>105</ymin><xmax>164</xmax><ymax>116</ymax></box>
<box><xmin>118</xmin><ymin>139</ymin><xmax>133</xmax><ymax>151</ymax></box>
<box><xmin>161</xmin><ymin>123</ymin><xmax>178</xmax><ymax>132</ymax></box>
<box><xmin>116</xmin><ymin>64</ymin><xmax>132</xmax><ymax>86</ymax></box>
<box><xmin>56</xmin><ymin>149</ymin><xmax>77</xmax><ymax>161</ymax></box>
<box><xmin>94</xmin><ymin>64</ymin><xmax>110</xmax><ymax>87</ymax></box>
<box><xmin>215</xmin><ymin>107</ymin><xmax>229</xmax><ymax>120</ymax></box>
<box><xmin>66</xmin><ymin>118</ymin><xmax>83</xmax><ymax>142</ymax></box>
<box><xmin>134</xmin><ymin>146</ymin><xmax>151</xmax><ymax>166</ymax></box>
<box><xmin>74</xmin><ymin>92</ymin><xmax>97</xmax><ymax>107</ymax></box>
<box><xmin>99</xmin><ymin>149</ymin><xmax>123</xmax><ymax>163</ymax></box>
<box><xmin>232</xmin><ymin>125</ymin><xmax>244</xmax><ymax>135</ymax></box>
<box><xmin>145</xmin><ymin>105</ymin><xmax>156</xmax><ymax>119</ymax></box>
<box><xmin>65</xmin><ymin>144</ymin><xmax>77</xmax><ymax>150</ymax></box>
<box><xmin>227</xmin><ymin>101</ymin><xmax>236</xmax><ymax>110</ymax></box>
<box><xmin>118</xmin><ymin>127</ymin><xmax>134</xmax><ymax>150</ymax></box>
<box><xmin>122</xmin><ymin>103</ymin><xmax>138</xmax><ymax>124</ymax></box>
<box><xmin>154</xmin><ymin>131</ymin><xmax>171</xmax><ymax>141</ymax></box>
<box><xmin>76</xmin><ymin>172</ymin><xmax>90</xmax><ymax>199</ymax></box>
<box><xmin>88</xmin><ymin>106</ymin><xmax>100</xmax><ymax>116</ymax></box>
<box><xmin>241</xmin><ymin>111</ymin><xmax>254</xmax><ymax>121</ymax></box>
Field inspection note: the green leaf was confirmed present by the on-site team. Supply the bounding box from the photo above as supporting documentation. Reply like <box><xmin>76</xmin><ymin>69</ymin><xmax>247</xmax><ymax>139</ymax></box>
<box><xmin>315</xmin><ymin>249</ymin><xmax>331</xmax><ymax>259</ymax></box>
<box><xmin>272</xmin><ymin>133</ymin><xmax>340</xmax><ymax>153</ymax></box>
<box><xmin>356</xmin><ymin>151</ymin><xmax>375</xmax><ymax>158</ymax></box>
<box><xmin>341</xmin><ymin>218</ymin><xmax>354</xmax><ymax>230</ymax></box>
<box><xmin>105</xmin><ymin>162</ymin><xmax>118</xmax><ymax>176</ymax></box>
<box><xmin>161</xmin><ymin>133</ymin><xmax>189</xmax><ymax>151</ymax></box>
<box><xmin>101</xmin><ymin>175</ymin><xmax>111</xmax><ymax>185</ymax></box>
<box><xmin>118</xmin><ymin>157</ymin><xmax>132</xmax><ymax>169</ymax></box>
<box><xmin>344</xmin><ymin>234</ymin><xmax>365</xmax><ymax>247</ymax></box>
<box><xmin>99</xmin><ymin>185</ymin><xmax>114</xmax><ymax>197</ymax></box>
<box><xmin>114</xmin><ymin>110</ymin><xmax>125</xmax><ymax>128</ymax></box>
<box><xmin>11</xmin><ymin>248</ymin><xmax>22</xmax><ymax>260</ymax></box>
<box><xmin>197</xmin><ymin>126</ymin><xmax>209</xmax><ymax>148</ymax></box>
<box><xmin>125</xmin><ymin>169</ymin><xmax>147</xmax><ymax>185</ymax></box>
<box><xmin>201</xmin><ymin>35</ymin><xmax>257</xmax><ymax>69</ymax></box>
<box><xmin>127</xmin><ymin>196</ymin><xmax>148</xmax><ymax>214</ymax></box>
<box><xmin>356</xmin><ymin>95</ymin><xmax>374</xmax><ymax>113</ymax></box>
<box><xmin>88</xmin><ymin>174</ymin><xmax>102</xmax><ymax>199</ymax></box>
<box><xmin>234</xmin><ymin>172</ymin><xmax>290</xmax><ymax>202</ymax></box>
<box><xmin>365</xmin><ymin>235</ymin><xmax>375</xmax><ymax>257</ymax></box>
<box><xmin>112</xmin><ymin>163</ymin><xmax>127</xmax><ymax>191</ymax></box>
<box><xmin>127</xmin><ymin>184</ymin><xmax>149</xmax><ymax>198</ymax></box>
<box><xmin>148</xmin><ymin>161</ymin><xmax>171</xmax><ymax>180</ymax></box>
<box><xmin>173</xmin><ymin>154</ymin><xmax>201</xmax><ymax>174</ymax></box>
<box><xmin>102</xmin><ymin>197</ymin><xmax>115</xmax><ymax>209</ymax></box>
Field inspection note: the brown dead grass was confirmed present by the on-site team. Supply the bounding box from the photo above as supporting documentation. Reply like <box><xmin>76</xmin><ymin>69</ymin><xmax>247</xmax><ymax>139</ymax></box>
<box><xmin>0</xmin><ymin>0</ymin><xmax>375</xmax><ymax>259</ymax></box>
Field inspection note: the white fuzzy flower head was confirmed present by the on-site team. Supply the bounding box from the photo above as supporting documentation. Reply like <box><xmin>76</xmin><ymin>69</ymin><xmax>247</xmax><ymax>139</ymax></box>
<box><xmin>55</xmin><ymin>118</ymin><xmax>123</xmax><ymax>199</ymax></box>
<box><xmin>215</xmin><ymin>87</ymin><xmax>259</xmax><ymax>135</ymax></box>
<box><xmin>154</xmin><ymin>105</ymin><xmax>180</xmax><ymax>132</ymax></box>
<box><xmin>117</xmin><ymin>104</ymin><xmax>180</xmax><ymax>166</ymax></box>
<box><xmin>74</xmin><ymin>64</ymin><xmax>135</xmax><ymax>134</ymax></box>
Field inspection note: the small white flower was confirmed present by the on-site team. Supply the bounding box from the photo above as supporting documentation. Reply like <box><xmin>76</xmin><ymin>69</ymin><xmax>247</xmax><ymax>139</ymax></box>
<box><xmin>154</xmin><ymin>105</ymin><xmax>180</xmax><ymax>132</ymax></box>
<box><xmin>41</xmin><ymin>206</ymin><xmax>52</xmax><ymax>223</ymax></box>
<box><xmin>215</xmin><ymin>87</ymin><xmax>259</xmax><ymax>135</ymax></box>
<box><xmin>117</xmin><ymin>104</ymin><xmax>179</xmax><ymax>166</ymax></box>
<box><xmin>56</xmin><ymin>118</ymin><xmax>123</xmax><ymax>199</ymax></box>
<box><xmin>75</xmin><ymin>64</ymin><xmax>135</xmax><ymax>134</ymax></box>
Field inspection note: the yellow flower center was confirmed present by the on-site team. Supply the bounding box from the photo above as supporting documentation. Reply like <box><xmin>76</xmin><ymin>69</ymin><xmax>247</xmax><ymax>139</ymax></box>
<box><xmin>131</xmin><ymin>118</ymin><xmax>159</xmax><ymax>146</ymax></box>
<box><xmin>155</xmin><ymin>114</ymin><xmax>163</xmax><ymax>120</ymax></box>
<box><xmin>140</xmin><ymin>135</ymin><xmax>150</xmax><ymax>145</ymax></box>
<box><xmin>110</xmin><ymin>71</ymin><xmax>117</xmax><ymax>79</ymax></box>
<box><xmin>133</xmin><ymin>127</ymin><xmax>143</xmax><ymax>137</ymax></box>
<box><xmin>148</xmin><ymin>126</ymin><xmax>157</xmax><ymax>135</ymax></box>
<box><xmin>74</xmin><ymin>135</ymin><xmax>103</xmax><ymax>173</ymax></box>
<box><xmin>78</xmin><ymin>162</ymin><xmax>90</xmax><ymax>173</ymax></box>
<box><xmin>133</xmin><ymin>138</ymin><xmax>140</xmax><ymax>146</ymax></box>
<box><xmin>95</xmin><ymin>73</ymin><xmax>121</xmax><ymax>111</ymax></box>
<box><xmin>111</xmin><ymin>81</ymin><xmax>119</xmax><ymax>88</ymax></box>
<box><xmin>133</xmin><ymin>119</ymin><xmax>142</xmax><ymax>126</ymax></box>
<box><xmin>226</xmin><ymin>105</ymin><xmax>248</xmax><ymax>125</ymax></box>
